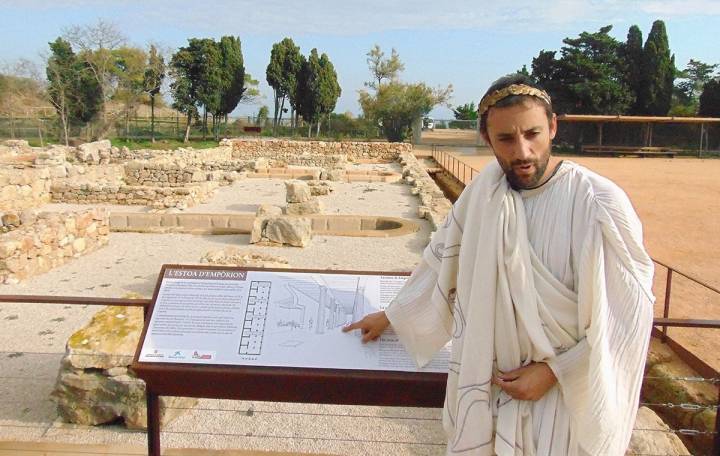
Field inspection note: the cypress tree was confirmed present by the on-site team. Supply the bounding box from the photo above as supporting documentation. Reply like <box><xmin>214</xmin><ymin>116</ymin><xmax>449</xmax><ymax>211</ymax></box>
<box><xmin>639</xmin><ymin>20</ymin><xmax>675</xmax><ymax>115</ymax></box>
<box><xmin>217</xmin><ymin>36</ymin><xmax>245</xmax><ymax>125</ymax></box>
<box><xmin>625</xmin><ymin>25</ymin><xmax>644</xmax><ymax>114</ymax></box>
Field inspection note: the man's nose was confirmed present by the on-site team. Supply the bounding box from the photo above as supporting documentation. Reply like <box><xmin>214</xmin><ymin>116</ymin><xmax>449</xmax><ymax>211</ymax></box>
<box><xmin>513</xmin><ymin>137</ymin><xmax>533</xmax><ymax>160</ymax></box>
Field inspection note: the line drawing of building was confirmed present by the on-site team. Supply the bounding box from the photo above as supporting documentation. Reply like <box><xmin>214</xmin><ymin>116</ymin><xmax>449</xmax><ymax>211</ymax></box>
<box><xmin>275</xmin><ymin>275</ymin><xmax>368</xmax><ymax>335</ymax></box>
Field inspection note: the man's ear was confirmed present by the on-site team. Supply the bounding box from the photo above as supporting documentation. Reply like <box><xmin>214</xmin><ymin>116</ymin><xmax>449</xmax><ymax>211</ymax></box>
<box><xmin>549</xmin><ymin>113</ymin><xmax>558</xmax><ymax>140</ymax></box>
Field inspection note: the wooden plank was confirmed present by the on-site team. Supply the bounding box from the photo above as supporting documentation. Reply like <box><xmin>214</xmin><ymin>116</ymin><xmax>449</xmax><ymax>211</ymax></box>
<box><xmin>653</xmin><ymin>317</ymin><xmax>720</xmax><ymax>329</ymax></box>
<box><xmin>0</xmin><ymin>441</ymin><xmax>334</xmax><ymax>456</ymax></box>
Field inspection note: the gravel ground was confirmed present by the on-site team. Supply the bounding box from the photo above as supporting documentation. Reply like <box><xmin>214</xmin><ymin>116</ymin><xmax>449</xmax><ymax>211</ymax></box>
<box><xmin>0</xmin><ymin>166</ymin><xmax>446</xmax><ymax>455</ymax></box>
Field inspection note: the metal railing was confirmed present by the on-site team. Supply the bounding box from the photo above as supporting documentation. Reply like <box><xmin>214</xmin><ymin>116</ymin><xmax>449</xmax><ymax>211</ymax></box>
<box><xmin>430</xmin><ymin>144</ymin><xmax>480</xmax><ymax>186</ymax></box>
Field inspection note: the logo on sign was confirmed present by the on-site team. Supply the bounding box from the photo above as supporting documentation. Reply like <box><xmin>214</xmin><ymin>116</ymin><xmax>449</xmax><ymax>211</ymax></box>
<box><xmin>192</xmin><ymin>350</ymin><xmax>214</xmax><ymax>360</ymax></box>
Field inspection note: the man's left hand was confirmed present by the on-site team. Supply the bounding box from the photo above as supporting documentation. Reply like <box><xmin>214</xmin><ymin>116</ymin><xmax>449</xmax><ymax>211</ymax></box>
<box><xmin>492</xmin><ymin>362</ymin><xmax>557</xmax><ymax>401</ymax></box>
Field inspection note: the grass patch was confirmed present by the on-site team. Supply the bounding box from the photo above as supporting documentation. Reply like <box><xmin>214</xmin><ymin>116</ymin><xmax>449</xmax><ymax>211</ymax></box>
<box><xmin>110</xmin><ymin>138</ymin><xmax>220</xmax><ymax>150</ymax></box>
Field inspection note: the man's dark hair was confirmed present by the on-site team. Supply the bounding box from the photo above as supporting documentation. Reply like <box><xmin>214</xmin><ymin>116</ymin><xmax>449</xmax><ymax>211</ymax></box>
<box><xmin>479</xmin><ymin>73</ymin><xmax>553</xmax><ymax>135</ymax></box>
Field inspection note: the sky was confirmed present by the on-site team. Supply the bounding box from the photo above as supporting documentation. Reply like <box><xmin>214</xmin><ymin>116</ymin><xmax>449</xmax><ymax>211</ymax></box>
<box><xmin>1</xmin><ymin>0</ymin><xmax>719</xmax><ymax>119</ymax></box>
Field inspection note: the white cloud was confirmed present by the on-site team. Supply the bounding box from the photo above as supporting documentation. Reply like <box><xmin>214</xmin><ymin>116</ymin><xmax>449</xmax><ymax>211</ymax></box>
<box><xmin>2</xmin><ymin>0</ymin><xmax>718</xmax><ymax>36</ymax></box>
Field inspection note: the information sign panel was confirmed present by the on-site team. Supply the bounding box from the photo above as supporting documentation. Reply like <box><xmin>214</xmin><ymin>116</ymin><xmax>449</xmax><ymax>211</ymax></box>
<box><xmin>138</xmin><ymin>266</ymin><xmax>449</xmax><ymax>372</ymax></box>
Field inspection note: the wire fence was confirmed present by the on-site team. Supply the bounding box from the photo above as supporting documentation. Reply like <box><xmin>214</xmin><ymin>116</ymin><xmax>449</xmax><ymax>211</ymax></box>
<box><xmin>0</xmin><ymin>115</ymin><xmax>383</xmax><ymax>143</ymax></box>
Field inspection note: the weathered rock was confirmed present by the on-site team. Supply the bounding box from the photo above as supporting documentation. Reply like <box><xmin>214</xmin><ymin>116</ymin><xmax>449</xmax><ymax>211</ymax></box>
<box><xmin>1</xmin><ymin>212</ymin><xmax>20</xmax><ymax>227</ymax></box>
<box><xmin>3</xmin><ymin>139</ymin><xmax>30</xmax><ymax>149</ymax></box>
<box><xmin>201</xmin><ymin>247</ymin><xmax>289</xmax><ymax>268</ymax></box>
<box><xmin>77</xmin><ymin>140</ymin><xmax>112</xmax><ymax>164</ymax></box>
<box><xmin>641</xmin><ymin>338</ymin><xmax>717</xmax><ymax>453</ymax></box>
<box><xmin>285</xmin><ymin>180</ymin><xmax>312</xmax><ymax>203</ymax></box>
<box><xmin>52</xmin><ymin>303</ymin><xmax>197</xmax><ymax>429</ymax></box>
<box><xmin>249</xmin><ymin>217</ymin><xmax>267</xmax><ymax>244</ymax></box>
<box><xmin>263</xmin><ymin>217</ymin><xmax>312</xmax><ymax>247</ymax></box>
<box><xmin>626</xmin><ymin>407</ymin><xmax>690</xmax><ymax>455</ymax></box>
<box><xmin>286</xmin><ymin>199</ymin><xmax>323</xmax><ymax>215</ymax></box>
<box><xmin>256</xmin><ymin>204</ymin><xmax>283</xmax><ymax>217</ymax></box>
<box><xmin>327</xmin><ymin>169</ymin><xmax>346</xmax><ymax>182</ymax></box>
<box><xmin>307</xmin><ymin>180</ymin><xmax>333</xmax><ymax>196</ymax></box>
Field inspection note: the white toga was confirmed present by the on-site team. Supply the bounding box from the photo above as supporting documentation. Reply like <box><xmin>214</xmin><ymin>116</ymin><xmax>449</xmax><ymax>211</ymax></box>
<box><xmin>386</xmin><ymin>160</ymin><xmax>655</xmax><ymax>455</ymax></box>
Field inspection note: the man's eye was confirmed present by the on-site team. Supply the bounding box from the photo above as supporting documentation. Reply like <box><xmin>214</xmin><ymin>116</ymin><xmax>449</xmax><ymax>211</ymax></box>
<box><xmin>498</xmin><ymin>137</ymin><xmax>513</xmax><ymax>143</ymax></box>
<box><xmin>526</xmin><ymin>131</ymin><xmax>540</xmax><ymax>138</ymax></box>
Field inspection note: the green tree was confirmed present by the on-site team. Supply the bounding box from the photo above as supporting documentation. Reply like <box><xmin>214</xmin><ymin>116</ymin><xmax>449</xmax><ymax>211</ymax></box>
<box><xmin>359</xmin><ymin>82</ymin><xmax>451</xmax><ymax>142</ymax></box>
<box><xmin>298</xmin><ymin>49</ymin><xmax>342</xmax><ymax>137</ymax></box>
<box><xmin>113</xmin><ymin>46</ymin><xmax>148</xmax><ymax>137</ymax></box>
<box><xmin>46</xmin><ymin>37</ymin><xmax>102</xmax><ymax>145</ymax></box>
<box><xmin>213</xmin><ymin>36</ymin><xmax>245</xmax><ymax>140</ymax></box>
<box><xmin>672</xmin><ymin>59</ymin><xmax>718</xmax><ymax>115</ymax></box>
<box><xmin>531</xmin><ymin>25</ymin><xmax>633</xmax><ymax>114</ymax></box>
<box><xmin>266</xmin><ymin>38</ymin><xmax>303</xmax><ymax>133</ymax></box>
<box><xmin>638</xmin><ymin>20</ymin><xmax>675</xmax><ymax>115</ymax></box>
<box><xmin>624</xmin><ymin>25</ymin><xmax>644</xmax><ymax>114</ymax></box>
<box><xmin>365</xmin><ymin>45</ymin><xmax>404</xmax><ymax>89</ymax></box>
<box><xmin>256</xmin><ymin>105</ymin><xmax>269</xmax><ymax>127</ymax></box>
<box><xmin>699</xmin><ymin>79</ymin><xmax>720</xmax><ymax>117</ymax></box>
<box><xmin>143</xmin><ymin>44</ymin><xmax>165</xmax><ymax>142</ymax></box>
<box><xmin>62</xmin><ymin>19</ymin><xmax>127</xmax><ymax>136</ymax></box>
<box><xmin>169</xmin><ymin>46</ymin><xmax>198</xmax><ymax>142</ymax></box>
<box><xmin>452</xmin><ymin>102</ymin><xmax>478</xmax><ymax>120</ymax></box>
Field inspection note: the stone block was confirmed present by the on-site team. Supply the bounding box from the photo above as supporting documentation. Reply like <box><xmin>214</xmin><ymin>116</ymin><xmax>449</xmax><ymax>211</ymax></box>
<box><xmin>126</xmin><ymin>214</ymin><xmax>158</xmax><ymax>229</ymax></box>
<box><xmin>109</xmin><ymin>214</ymin><xmax>128</xmax><ymax>229</ymax></box>
<box><xmin>263</xmin><ymin>217</ymin><xmax>312</xmax><ymax>247</ymax></box>
<box><xmin>256</xmin><ymin>204</ymin><xmax>283</xmax><ymax>217</ymax></box>
<box><xmin>285</xmin><ymin>180</ymin><xmax>312</xmax><ymax>203</ymax></box>
<box><xmin>286</xmin><ymin>199</ymin><xmax>323</xmax><ymax>215</ymax></box>
<box><xmin>178</xmin><ymin>214</ymin><xmax>212</xmax><ymax>230</ymax></box>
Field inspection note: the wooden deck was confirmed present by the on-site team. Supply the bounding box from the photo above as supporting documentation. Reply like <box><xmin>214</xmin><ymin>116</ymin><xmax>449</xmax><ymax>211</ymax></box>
<box><xmin>0</xmin><ymin>441</ymin><xmax>334</xmax><ymax>456</ymax></box>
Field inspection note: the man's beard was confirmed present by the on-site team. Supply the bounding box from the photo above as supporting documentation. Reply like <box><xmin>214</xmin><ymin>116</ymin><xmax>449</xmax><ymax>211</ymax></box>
<box><xmin>502</xmin><ymin>155</ymin><xmax>550</xmax><ymax>190</ymax></box>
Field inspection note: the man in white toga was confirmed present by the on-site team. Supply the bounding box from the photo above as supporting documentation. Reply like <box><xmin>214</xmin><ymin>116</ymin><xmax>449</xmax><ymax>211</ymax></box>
<box><xmin>344</xmin><ymin>74</ymin><xmax>655</xmax><ymax>455</ymax></box>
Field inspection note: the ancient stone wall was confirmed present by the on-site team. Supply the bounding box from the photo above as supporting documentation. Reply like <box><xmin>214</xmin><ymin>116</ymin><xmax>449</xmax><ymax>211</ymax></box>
<box><xmin>0</xmin><ymin>166</ymin><xmax>52</xmax><ymax>211</ymax></box>
<box><xmin>123</xmin><ymin>158</ymin><xmax>246</xmax><ymax>187</ymax></box>
<box><xmin>398</xmin><ymin>151</ymin><xmax>452</xmax><ymax>230</ymax></box>
<box><xmin>226</xmin><ymin>138</ymin><xmax>411</xmax><ymax>165</ymax></box>
<box><xmin>50</xmin><ymin>182</ymin><xmax>220</xmax><ymax>210</ymax></box>
<box><xmin>0</xmin><ymin>208</ymin><xmax>109</xmax><ymax>284</ymax></box>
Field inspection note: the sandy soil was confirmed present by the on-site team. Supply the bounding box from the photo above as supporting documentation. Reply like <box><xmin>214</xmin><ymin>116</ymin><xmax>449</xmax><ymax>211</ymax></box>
<box><xmin>436</xmin><ymin>147</ymin><xmax>720</xmax><ymax>371</ymax></box>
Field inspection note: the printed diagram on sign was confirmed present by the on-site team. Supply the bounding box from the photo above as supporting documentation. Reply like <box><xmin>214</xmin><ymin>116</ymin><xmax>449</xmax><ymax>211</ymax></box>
<box><xmin>237</xmin><ymin>274</ymin><xmax>373</xmax><ymax>355</ymax></box>
<box><xmin>238</xmin><ymin>281</ymin><xmax>271</xmax><ymax>355</ymax></box>
<box><xmin>276</xmin><ymin>275</ymin><xmax>372</xmax><ymax>348</ymax></box>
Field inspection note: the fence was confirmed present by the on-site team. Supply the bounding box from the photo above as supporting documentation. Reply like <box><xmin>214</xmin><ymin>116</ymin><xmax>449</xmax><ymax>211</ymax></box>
<box><xmin>430</xmin><ymin>119</ymin><xmax>477</xmax><ymax>130</ymax></box>
<box><xmin>555</xmin><ymin>121</ymin><xmax>720</xmax><ymax>156</ymax></box>
<box><xmin>0</xmin><ymin>115</ymin><xmax>382</xmax><ymax>143</ymax></box>
<box><xmin>430</xmin><ymin>145</ymin><xmax>481</xmax><ymax>186</ymax></box>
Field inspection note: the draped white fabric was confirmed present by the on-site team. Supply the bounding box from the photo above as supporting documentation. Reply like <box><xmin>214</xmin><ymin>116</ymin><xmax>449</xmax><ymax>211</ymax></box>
<box><xmin>386</xmin><ymin>161</ymin><xmax>655</xmax><ymax>455</ymax></box>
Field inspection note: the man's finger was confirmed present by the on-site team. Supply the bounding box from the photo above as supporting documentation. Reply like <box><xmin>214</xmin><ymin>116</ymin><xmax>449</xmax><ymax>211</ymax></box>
<box><xmin>343</xmin><ymin>321</ymin><xmax>363</xmax><ymax>332</ymax></box>
<box><xmin>494</xmin><ymin>377</ymin><xmax>523</xmax><ymax>399</ymax></box>
<box><xmin>497</xmin><ymin>366</ymin><xmax>526</xmax><ymax>380</ymax></box>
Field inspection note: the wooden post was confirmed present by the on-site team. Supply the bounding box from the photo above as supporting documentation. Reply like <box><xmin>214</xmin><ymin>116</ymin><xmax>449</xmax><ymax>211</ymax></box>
<box><xmin>146</xmin><ymin>390</ymin><xmax>161</xmax><ymax>456</ymax></box>
<box><xmin>38</xmin><ymin>119</ymin><xmax>44</xmax><ymax>147</ymax></box>
<box><xmin>597</xmin><ymin>122</ymin><xmax>604</xmax><ymax>146</ymax></box>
